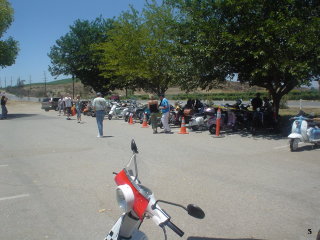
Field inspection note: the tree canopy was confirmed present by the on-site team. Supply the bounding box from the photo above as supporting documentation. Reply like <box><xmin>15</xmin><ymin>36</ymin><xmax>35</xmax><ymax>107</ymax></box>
<box><xmin>48</xmin><ymin>0</ymin><xmax>320</xmax><ymax>108</ymax></box>
<box><xmin>167</xmin><ymin>0</ymin><xmax>320</xmax><ymax>114</ymax></box>
<box><xmin>95</xmin><ymin>1</ymin><xmax>178</xmax><ymax>95</ymax></box>
<box><xmin>0</xmin><ymin>0</ymin><xmax>19</xmax><ymax>68</ymax></box>
<box><xmin>48</xmin><ymin>17</ymin><xmax>114</xmax><ymax>95</ymax></box>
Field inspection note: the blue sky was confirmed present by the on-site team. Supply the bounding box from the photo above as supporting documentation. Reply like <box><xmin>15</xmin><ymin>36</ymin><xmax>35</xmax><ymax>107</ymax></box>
<box><xmin>0</xmin><ymin>0</ymin><xmax>147</xmax><ymax>86</ymax></box>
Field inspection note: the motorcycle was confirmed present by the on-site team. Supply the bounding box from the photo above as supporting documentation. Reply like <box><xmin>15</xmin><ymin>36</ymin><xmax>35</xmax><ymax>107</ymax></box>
<box><xmin>207</xmin><ymin>107</ymin><xmax>237</xmax><ymax>134</ymax></box>
<box><xmin>105</xmin><ymin>140</ymin><xmax>205</xmax><ymax>240</ymax></box>
<box><xmin>224</xmin><ymin>100</ymin><xmax>252</xmax><ymax>131</ymax></box>
<box><xmin>108</xmin><ymin>102</ymin><xmax>127</xmax><ymax>120</ymax></box>
<box><xmin>288</xmin><ymin>115</ymin><xmax>320</xmax><ymax>151</ymax></box>
<box><xmin>250</xmin><ymin>104</ymin><xmax>280</xmax><ymax>135</ymax></box>
<box><xmin>188</xmin><ymin>112</ymin><xmax>207</xmax><ymax>131</ymax></box>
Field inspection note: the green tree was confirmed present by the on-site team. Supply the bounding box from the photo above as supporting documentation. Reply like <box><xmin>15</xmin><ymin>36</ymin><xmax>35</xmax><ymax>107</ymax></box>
<box><xmin>168</xmin><ymin>0</ymin><xmax>320</xmax><ymax>115</ymax></box>
<box><xmin>96</xmin><ymin>1</ymin><xmax>178</xmax><ymax>95</ymax></box>
<box><xmin>48</xmin><ymin>17</ymin><xmax>114</xmax><ymax>95</ymax></box>
<box><xmin>0</xmin><ymin>0</ymin><xmax>19</xmax><ymax>68</ymax></box>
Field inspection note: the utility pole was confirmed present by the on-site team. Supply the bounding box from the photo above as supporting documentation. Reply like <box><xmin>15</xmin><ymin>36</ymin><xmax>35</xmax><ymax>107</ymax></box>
<box><xmin>11</xmin><ymin>76</ymin><xmax>13</xmax><ymax>87</ymax></box>
<box><xmin>29</xmin><ymin>76</ymin><xmax>32</xmax><ymax>99</ymax></box>
<box><xmin>72</xmin><ymin>74</ymin><xmax>75</xmax><ymax>99</ymax></box>
<box><xmin>5</xmin><ymin>77</ymin><xmax>6</xmax><ymax>88</ymax></box>
<box><xmin>44</xmin><ymin>71</ymin><xmax>47</xmax><ymax>97</ymax></box>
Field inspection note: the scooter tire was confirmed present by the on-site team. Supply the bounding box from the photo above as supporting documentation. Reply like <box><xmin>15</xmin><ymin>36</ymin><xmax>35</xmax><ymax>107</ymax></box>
<box><xmin>191</xmin><ymin>125</ymin><xmax>199</xmax><ymax>131</ymax></box>
<box><xmin>289</xmin><ymin>138</ymin><xmax>299</xmax><ymax>152</ymax></box>
<box><xmin>108</xmin><ymin>114</ymin><xmax>112</xmax><ymax>120</ymax></box>
<box><xmin>131</xmin><ymin>230</ymin><xmax>148</xmax><ymax>240</ymax></box>
<box><xmin>209</xmin><ymin>124</ymin><xmax>216</xmax><ymax>135</ymax></box>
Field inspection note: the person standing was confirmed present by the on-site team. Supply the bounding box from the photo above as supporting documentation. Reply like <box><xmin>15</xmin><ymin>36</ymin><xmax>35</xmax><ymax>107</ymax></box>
<box><xmin>148</xmin><ymin>95</ymin><xmax>159</xmax><ymax>134</ymax></box>
<box><xmin>159</xmin><ymin>93</ymin><xmax>171</xmax><ymax>133</ymax></box>
<box><xmin>251</xmin><ymin>93</ymin><xmax>263</xmax><ymax>111</ymax></box>
<box><xmin>64</xmin><ymin>95</ymin><xmax>72</xmax><ymax>120</ymax></box>
<box><xmin>74</xmin><ymin>95</ymin><xmax>81</xmax><ymax>123</ymax></box>
<box><xmin>1</xmin><ymin>95</ymin><xmax>8</xmax><ymax>119</ymax></box>
<box><xmin>58</xmin><ymin>96</ymin><xmax>64</xmax><ymax>116</ymax></box>
<box><xmin>93</xmin><ymin>92</ymin><xmax>107</xmax><ymax>138</ymax></box>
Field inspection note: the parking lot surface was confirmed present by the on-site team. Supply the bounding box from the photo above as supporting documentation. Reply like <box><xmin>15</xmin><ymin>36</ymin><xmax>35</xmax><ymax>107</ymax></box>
<box><xmin>0</xmin><ymin>101</ymin><xmax>319</xmax><ymax>240</ymax></box>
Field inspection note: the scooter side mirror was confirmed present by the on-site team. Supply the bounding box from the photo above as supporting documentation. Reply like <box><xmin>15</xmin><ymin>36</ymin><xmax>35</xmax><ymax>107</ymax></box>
<box><xmin>187</xmin><ymin>204</ymin><xmax>205</xmax><ymax>219</ymax></box>
<box><xmin>131</xmin><ymin>139</ymin><xmax>139</xmax><ymax>154</ymax></box>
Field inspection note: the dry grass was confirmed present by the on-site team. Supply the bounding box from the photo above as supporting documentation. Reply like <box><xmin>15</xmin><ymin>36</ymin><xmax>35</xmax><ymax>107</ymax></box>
<box><xmin>280</xmin><ymin>107</ymin><xmax>320</xmax><ymax>116</ymax></box>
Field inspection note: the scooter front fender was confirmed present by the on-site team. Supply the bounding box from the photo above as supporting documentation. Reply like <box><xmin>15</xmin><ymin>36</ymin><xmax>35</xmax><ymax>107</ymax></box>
<box><xmin>288</xmin><ymin>133</ymin><xmax>302</xmax><ymax>139</ymax></box>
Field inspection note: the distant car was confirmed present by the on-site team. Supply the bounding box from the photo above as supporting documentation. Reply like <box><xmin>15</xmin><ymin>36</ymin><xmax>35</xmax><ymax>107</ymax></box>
<box><xmin>41</xmin><ymin>97</ymin><xmax>60</xmax><ymax>111</ymax></box>
<box><xmin>109</xmin><ymin>94</ymin><xmax>120</xmax><ymax>101</ymax></box>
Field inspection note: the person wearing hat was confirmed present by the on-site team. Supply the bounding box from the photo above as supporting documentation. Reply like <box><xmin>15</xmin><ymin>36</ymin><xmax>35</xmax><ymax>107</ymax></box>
<box><xmin>159</xmin><ymin>93</ymin><xmax>171</xmax><ymax>133</ymax></box>
<box><xmin>93</xmin><ymin>92</ymin><xmax>107</xmax><ymax>138</ymax></box>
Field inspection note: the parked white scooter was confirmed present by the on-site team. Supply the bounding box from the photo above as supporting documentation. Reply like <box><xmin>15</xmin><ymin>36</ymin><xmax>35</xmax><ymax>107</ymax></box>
<box><xmin>108</xmin><ymin>102</ymin><xmax>128</xmax><ymax>120</ymax></box>
<box><xmin>288</xmin><ymin>115</ymin><xmax>320</xmax><ymax>151</ymax></box>
<box><xmin>104</xmin><ymin>140</ymin><xmax>205</xmax><ymax>240</ymax></box>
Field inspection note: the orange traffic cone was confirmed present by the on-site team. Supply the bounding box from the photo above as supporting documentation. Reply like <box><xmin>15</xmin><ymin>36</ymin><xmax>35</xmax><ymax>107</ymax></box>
<box><xmin>141</xmin><ymin>113</ymin><xmax>149</xmax><ymax>128</ymax></box>
<box><xmin>178</xmin><ymin>117</ymin><xmax>189</xmax><ymax>134</ymax></box>
<box><xmin>128</xmin><ymin>114</ymin><xmax>134</xmax><ymax>125</ymax></box>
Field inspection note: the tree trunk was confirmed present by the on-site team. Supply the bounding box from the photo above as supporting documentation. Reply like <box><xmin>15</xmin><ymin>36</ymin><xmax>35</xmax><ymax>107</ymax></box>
<box><xmin>271</xmin><ymin>93</ymin><xmax>281</xmax><ymax>118</ymax></box>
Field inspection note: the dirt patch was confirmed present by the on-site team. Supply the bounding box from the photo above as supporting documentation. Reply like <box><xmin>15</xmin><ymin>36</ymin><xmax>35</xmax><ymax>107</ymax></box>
<box><xmin>6</xmin><ymin>101</ymin><xmax>41</xmax><ymax>113</ymax></box>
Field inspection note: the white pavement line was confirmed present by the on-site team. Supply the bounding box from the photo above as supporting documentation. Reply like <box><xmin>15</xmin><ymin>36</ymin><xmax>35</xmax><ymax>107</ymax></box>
<box><xmin>0</xmin><ymin>194</ymin><xmax>30</xmax><ymax>201</ymax></box>
<box><xmin>0</xmin><ymin>165</ymin><xmax>8</xmax><ymax>167</ymax></box>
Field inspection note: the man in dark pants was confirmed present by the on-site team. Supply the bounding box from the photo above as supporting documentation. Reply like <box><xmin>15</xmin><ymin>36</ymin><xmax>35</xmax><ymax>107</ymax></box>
<box><xmin>251</xmin><ymin>93</ymin><xmax>263</xmax><ymax>111</ymax></box>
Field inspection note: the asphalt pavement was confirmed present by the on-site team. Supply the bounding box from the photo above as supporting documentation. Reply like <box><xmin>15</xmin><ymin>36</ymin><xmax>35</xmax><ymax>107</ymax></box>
<box><xmin>0</xmin><ymin>102</ymin><xmax>319</xmax><ymax>240</ymax></box>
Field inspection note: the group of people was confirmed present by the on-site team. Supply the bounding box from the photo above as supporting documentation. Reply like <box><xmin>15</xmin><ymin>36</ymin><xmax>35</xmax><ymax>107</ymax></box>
<box><xmin>148</xmin><ymin>94</ymin><xmax>171</xmax><ymax>134</ymax></box>
<box><xmin>1</xmin><ymin>93</ymin><xmax>8</xmax><ymax>120</ymax></box>
<box><xmin>57</xmin><ymin>95</ymin><xmax>81</xmax><ymax>123</ymax></box>
<box><xmin>51</xmin><ymin>93</ymin><xmax>106</xmax><ymax>138</ymax></box>
<box><xmin>60</xmin><ymin>92</ymin><xmax>172</xmax><ymax>137</ymax></box>
<box><xmin>251</xmin><ymin>93</ymin><xmax>272</xmax><ymax>112</ymax></box>
<box><xmin>90</xmin><ymin>92</ymin><xmax>172</xmax><ymax>137</ymax></box>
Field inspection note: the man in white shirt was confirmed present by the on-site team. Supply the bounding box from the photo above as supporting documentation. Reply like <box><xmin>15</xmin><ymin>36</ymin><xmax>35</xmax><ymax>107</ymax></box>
<box><xmin>93</xmin><ymin>92</ymin><xmax>107</xmax><ymax>137</ymax></box>
<box><xmin>64</xmin><ymin>95</ymin><xmax>72</xmax><ymax>120</ymax></box>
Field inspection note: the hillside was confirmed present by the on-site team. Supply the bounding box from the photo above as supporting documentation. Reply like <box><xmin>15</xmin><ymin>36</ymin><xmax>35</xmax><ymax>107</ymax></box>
<box><xmin>2</xmin><ymin>78</ymin><xmax>317</xmax><ymax>100</ymax></box>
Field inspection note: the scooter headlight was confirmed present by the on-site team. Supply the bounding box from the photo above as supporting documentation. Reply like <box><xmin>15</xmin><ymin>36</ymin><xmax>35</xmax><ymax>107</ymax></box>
<box><xmin>116</xmin><ymin>184</ymin><xmax>134</xmax><ymax>213</ymax></box>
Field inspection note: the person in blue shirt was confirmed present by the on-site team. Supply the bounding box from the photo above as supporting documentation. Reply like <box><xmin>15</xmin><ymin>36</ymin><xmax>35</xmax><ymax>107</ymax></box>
<box><xmin>159</xmin><ymin>94</ymin><xmax>171</xmax><ymax>133</ymax></box>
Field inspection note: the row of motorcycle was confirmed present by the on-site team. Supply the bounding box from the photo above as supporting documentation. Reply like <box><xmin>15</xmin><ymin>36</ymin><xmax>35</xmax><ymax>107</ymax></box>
<box><xmin>82</xmin><ymin>98</ymin><xmax>320</xmax><ymax>151</ymax></box>
<box><xmin>84</xmin><ymin>98</ymin><xmax>280</xmax><ymax>135</ymax></box>
<box><xmin>83</xmin><ymin>99</ymin><xmax>163</xmax><ymax>126</ymax></box>
<box><xmin>177</xmin><ymin>99</ymin><xmax>280</xmax><ymax>135</ymax></box>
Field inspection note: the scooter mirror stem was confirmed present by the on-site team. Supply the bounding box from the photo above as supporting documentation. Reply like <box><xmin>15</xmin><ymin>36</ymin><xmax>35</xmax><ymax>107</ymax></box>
<box><xmin>151</xmin><ymin>200</ymin><xmax>187</xmax><ymax>211</ymax></box>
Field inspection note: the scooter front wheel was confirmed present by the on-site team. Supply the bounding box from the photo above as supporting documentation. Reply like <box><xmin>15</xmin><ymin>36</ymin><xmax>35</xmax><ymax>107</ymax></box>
<box><xmin>209</xmin><ymin>124</ymin><xmax>216</xmax><ymax>134</ymax></box>
<box><xmin>108</xmin><ymin>114</ymin><xmax>112</xmax><ymax>120</ymax></box>
<box><xmin>130</xmin><ymin>230</ymin><xmax>148</xmax><ymax>240</ymax></box>
<box><xmin>289</xmin><ymin>138</ymin><xmax>299</xmax><ymax>152</ymax></box>
<box><xmin>191</xmin><ymin>125</ymin><xmax>199</xmax><ymax>131</ymax></box>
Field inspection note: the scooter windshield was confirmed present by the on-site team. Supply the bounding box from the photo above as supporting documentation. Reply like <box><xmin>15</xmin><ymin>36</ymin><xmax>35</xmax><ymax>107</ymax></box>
<box><xmin>114</xmin><ymin>150</ymin><xmax>153</xmax><ymax>219</ymax></box>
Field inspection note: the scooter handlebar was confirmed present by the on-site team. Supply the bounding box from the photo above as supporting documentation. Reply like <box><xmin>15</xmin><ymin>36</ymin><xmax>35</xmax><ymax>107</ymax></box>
<box><xmin>165</xmin><ymin>220</ymin><xmax>184</xmax><ymax>237</ymax></box>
